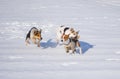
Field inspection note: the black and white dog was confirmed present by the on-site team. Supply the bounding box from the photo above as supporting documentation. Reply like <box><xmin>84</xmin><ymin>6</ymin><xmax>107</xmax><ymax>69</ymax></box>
<box><xmin>25</xmin><ymin>27</ymin><xmax>42</xmax><ymax>47</ymax></box>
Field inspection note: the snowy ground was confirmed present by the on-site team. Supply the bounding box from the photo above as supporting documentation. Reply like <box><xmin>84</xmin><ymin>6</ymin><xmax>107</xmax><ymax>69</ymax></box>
<box><xmin>0</xmin><ymin>0</ymin><xmax>120</xmax><ymax>79</ymax></box>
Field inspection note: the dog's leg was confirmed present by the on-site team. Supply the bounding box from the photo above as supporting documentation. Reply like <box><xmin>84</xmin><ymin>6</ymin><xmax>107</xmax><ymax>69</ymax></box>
<box><xmin>37</xmin><ymin>39</ymin><xmax>40</xmax><ymax>47</ymax></box>
<box><xmin>71</xmin><ymin>46</ymin><xmax>76</xmax><ymax>54</ymax></box>
<box><xmin>76</xmin><ymin>41</ymin><xmax>83</xmax><ymax>54</ymax></box>
<box><xmin>79</xmin><ymin>47</ymin><xmax>82</xmax><ymax>54</ymax></box>
<box><xmin>76</xmin><ymin>41</ymin><xmax>80</xmax><ymax>47</ymax></box>
<box><xmin>25</xmin><ymin>38</ymin><xmax>30</xmax><ymax>46</ymax></box>
<box><xmin>72</xmin><ymin>49</ymin><xmax>75</xmax><ymax>54</ymax></box>
<box><xmin>65</xmin><ymin>46</ymin><xmax>69</xmax><ymax>53</ymax></box>
<box><xmin>31</xmin><ymin>38</ymin><xmax>37</xmax><ymax>44</ymax></box>
<box><xmin>70</xmin><ymin>42</ymin><xmax>75</xmax><ymax>54</ymax></box>
<box><xmin>73</xmin><ymin>49</ymin><xmax>76</xmax><ymax>54</ymax></box>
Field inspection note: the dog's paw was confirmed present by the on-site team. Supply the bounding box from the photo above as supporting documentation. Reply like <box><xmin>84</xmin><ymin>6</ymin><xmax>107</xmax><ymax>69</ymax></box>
<box><xmin>69</xmin><ymin>52</ymin><xmax>75</xmax><ymax>55</ymax></box>
<box><xmin>76</xmin><ymin>47</ymin><xmax>82</xmax><ymax>54</ymax></box>
<box><xmin>37</xmin><ymin>44</ymin><xmax>40</xmax><ymax>47</ymax></box>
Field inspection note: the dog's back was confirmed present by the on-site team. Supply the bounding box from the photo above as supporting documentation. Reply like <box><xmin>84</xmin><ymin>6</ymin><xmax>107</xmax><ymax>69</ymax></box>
<box><xmin>26</xmin><ymin>27</ymin><xmax>37</xmax><ymax>40</ymax></box>
<box><xmin>25</xmin><ymin>27</ymin><xmax>42</xmax><ymax>47</ymax></box>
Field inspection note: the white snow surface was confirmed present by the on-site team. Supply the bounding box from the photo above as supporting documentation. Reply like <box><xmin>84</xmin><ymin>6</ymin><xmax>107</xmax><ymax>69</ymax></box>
<box><xmin>0</xmin><ymin>0</ymin><xmax>120</xmax><ymax>79</ymax></box>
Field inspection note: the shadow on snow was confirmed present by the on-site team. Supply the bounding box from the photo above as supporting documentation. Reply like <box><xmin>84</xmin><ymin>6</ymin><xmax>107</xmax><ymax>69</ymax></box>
<box><xmin>40</xmin><ymin>39</ymin><xmax>93</xmax><ymax>54</ymax></box>
<box><xmin>79</xmin><ymin>41</ymin><xmax>94</xmax><ymax>54</ymax></box>
<box><xmin>40</xmin><ymin>39</ymin><xmax>57</xmax><ymax>49</ymax></box>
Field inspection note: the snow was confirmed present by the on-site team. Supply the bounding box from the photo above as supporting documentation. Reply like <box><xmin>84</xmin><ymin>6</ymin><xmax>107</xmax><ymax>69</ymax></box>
<box><xmin>0</xmin><ymin>0</ymin><xmax>120</xmax><ymax>79</ymax></box>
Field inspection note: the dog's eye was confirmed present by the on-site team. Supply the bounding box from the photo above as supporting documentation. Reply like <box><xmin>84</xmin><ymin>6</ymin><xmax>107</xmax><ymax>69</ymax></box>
<box><xmin>34</xmin><ymin>31</ymin><xmax>38</xmax><ymax>35</ymax></box>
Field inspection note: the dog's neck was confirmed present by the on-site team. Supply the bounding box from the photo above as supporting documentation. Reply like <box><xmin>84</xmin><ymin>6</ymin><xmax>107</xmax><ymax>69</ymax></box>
<box><xmin>69</xmin><ymin>37</ymin><xmax>78</xmax><ymax>43</ymax></box>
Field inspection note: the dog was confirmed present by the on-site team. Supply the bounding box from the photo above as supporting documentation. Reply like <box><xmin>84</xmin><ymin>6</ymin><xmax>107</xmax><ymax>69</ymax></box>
<box><xmin>56</xmin><ymin>25</ymin><xmax>82</xmax><ymax>54</ymax></box>
<box><xmin>25</xmin><ymin>27</ymin><xmax>42</xmax><ymax>47</ymax></box>
<box><xmin>56</xmin><ymin>25</ymin><xmax>74</xmax><ymax>43</ymax></box>
<box><xmin>64</xmin><ymin>29</ymin><xmax>82</xmax><ymax>54</ymax></box>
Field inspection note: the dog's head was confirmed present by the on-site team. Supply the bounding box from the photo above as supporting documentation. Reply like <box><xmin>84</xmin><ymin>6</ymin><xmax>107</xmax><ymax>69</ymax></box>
<box><xmin>69</xmin><ymin>30</ymin><xmax>80</xmax><ymax>40</ymax></box>
<box><xmin>34</xmin><ymin>29</ymin><xmax>42</xmax><ymax>40</ymax></box>
<box><xmin>61</xmin><ymin>28</ymin><xmax>80</xmax><ymax>42</ymax></box>
<box><xmin>62</xmin><ymin>34</ymin><xmax>70</xmax><ymax>42</ymax></box>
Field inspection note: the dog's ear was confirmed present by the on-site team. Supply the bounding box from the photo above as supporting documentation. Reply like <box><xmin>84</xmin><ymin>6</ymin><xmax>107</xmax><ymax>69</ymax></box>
<box><xmin>70</xmin><ymin>28</ymin><xmax>74</xmax><ymax>33</ymax></box>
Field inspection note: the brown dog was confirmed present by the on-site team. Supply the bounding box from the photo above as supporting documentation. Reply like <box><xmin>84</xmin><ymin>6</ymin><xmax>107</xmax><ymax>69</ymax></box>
<box><xmin>25</xmin><ymin>27</ymin><xmax>42</xmax><ymax>47</ymax></box>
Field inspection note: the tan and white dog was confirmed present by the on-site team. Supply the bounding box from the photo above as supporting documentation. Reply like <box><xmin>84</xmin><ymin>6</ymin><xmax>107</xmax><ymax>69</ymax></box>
<box><xmin>64</xmin><ymin>31</ymin><xmax>82</xmax><ymax>54</ymax></box>
<box><xmin>56</xmin><ymin>25</ymin><xmax>82</xmax><ymax>54</ymax></box>
<box><xmin>25</xmin><ymin>27</ymin><xmax>42</xmax><ymax>47</ymax></box>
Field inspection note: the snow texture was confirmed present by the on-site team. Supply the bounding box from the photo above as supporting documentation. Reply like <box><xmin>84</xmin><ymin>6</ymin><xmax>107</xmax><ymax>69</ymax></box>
<box><xmin>0</xmin><ymin>0</ymin><xmax>120</xmax><ymax>79</ymax></box>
